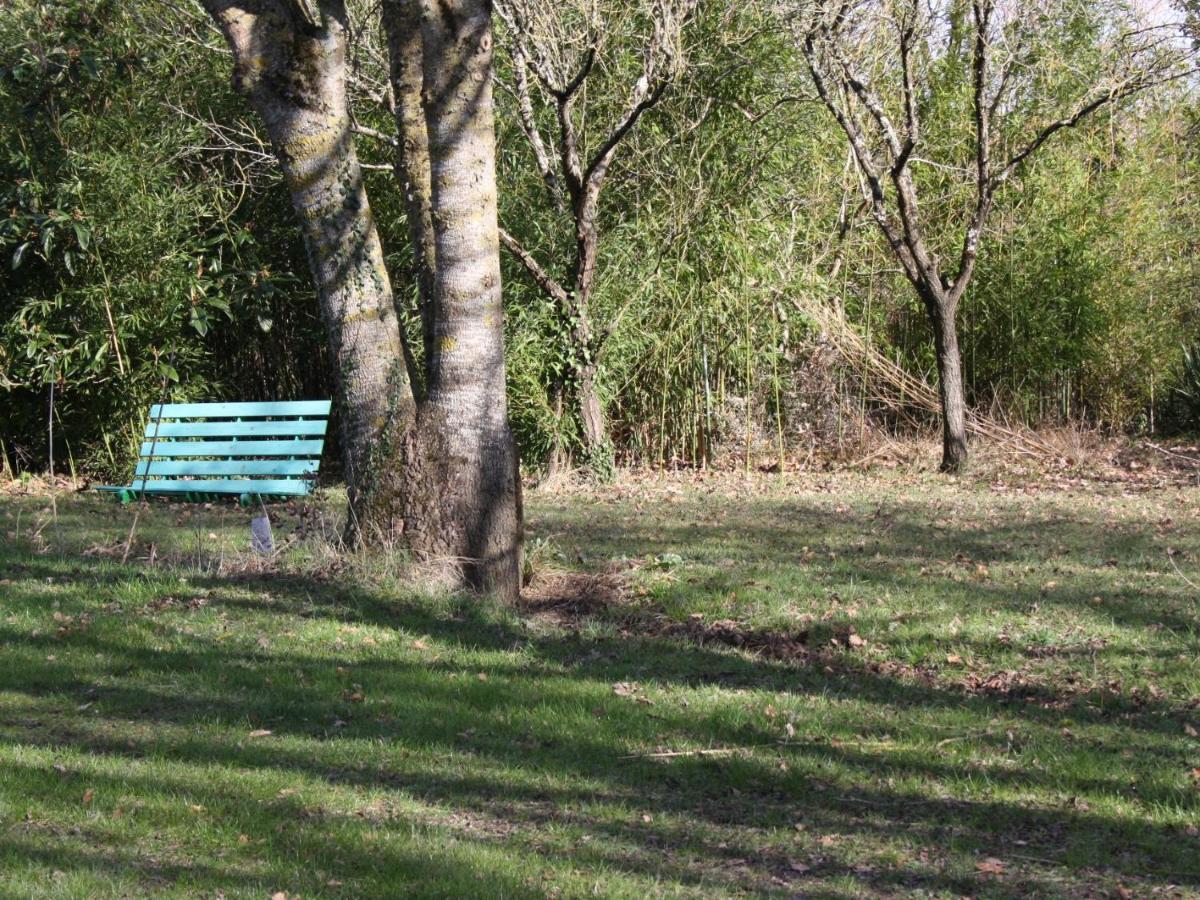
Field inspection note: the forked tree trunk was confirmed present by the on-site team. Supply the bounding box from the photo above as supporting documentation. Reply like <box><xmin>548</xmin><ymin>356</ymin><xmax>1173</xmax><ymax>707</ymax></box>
<box><xmin>926</xmin><ymin>295</ymin><xmax>969</xmax><ymax>472</ymax></box>
<box><xmin>201</xmin><ymin>1</ymin><xmax>412</xmax><ymax>512</ymax></box>
<box><xmin>396</xmin><ymin>0</ymin><xmax>523</xmax><ymax>597</ymax></box>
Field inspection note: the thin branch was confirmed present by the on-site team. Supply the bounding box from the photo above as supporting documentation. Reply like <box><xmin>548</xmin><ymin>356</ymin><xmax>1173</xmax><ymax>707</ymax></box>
<box><xmin>498</xmin><ymin>227</ymin><xmax>571</xmax><ymax>307</ymax></box>
<box><xmin>505</xmin><ymin>42</ymin><xmax>566</xmax><ymax>211</ymax></box>
<box><xmin>351</xmin><ymin>123</ymin><xmax>398</xmax><ymax>146</ymax></box>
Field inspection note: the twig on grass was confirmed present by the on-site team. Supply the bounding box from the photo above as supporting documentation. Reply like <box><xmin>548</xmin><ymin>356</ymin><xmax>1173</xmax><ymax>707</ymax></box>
<box><xmin>935</xmin><ymin>730</ymin><xmax>994</xmax><ymax>748</ymax></box>
<box><xmin>1166</xmin><ymin>550</ymin><xmax>1198</xmax><ymax>592</ymax></box>
<box><xmin>621</xmin><ymin>748</ymin><xmax>741</xmax><ymax>759</ymax></box>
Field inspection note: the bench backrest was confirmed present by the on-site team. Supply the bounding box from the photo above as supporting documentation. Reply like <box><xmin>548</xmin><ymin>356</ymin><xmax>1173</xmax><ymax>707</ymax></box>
<box><xmin>135</xmin><ymin>400</ymin><xmax>332</xmax><ymax>497</ymax></box>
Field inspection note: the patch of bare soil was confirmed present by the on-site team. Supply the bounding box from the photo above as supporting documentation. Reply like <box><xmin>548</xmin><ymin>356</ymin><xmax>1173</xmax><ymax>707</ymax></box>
<box><xmin>522</xmin><ymin>571</ymin><xmax>826</xmax><ymax>662</ymax></box>
<box><xmin>520</xmin><ymin>572</ymin><xmax>629</xmax><ymax>624</ymax></box>
<box><xmin>649</xmin><ymin>614</ymin><xmax>814</xmax><ymax>662</ymax></box>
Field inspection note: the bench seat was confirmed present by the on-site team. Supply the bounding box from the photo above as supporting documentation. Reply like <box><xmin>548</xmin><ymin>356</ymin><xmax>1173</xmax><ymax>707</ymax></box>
<box><xmin>98</xmin><ymin>400</ymin><xmax>331</xmax><ymax>505</ymax></box>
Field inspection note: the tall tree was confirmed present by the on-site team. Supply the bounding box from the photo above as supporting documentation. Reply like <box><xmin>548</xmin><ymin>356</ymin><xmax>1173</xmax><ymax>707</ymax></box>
<box><xmin>365</xmin><ymin>0</ymin><xmax>523</xmax><ymax>597</ymax></box>
<box><xmin>794</xmin><ymin>0</ymin><xmax>1180</xmax><ymax>470</ymax></box>
<box><xmin>203</xmin><ymin>0</ymin><xmax>520</xmax><ymax>595</ymax></box>
<box><xmin>200</xmin><ymin>0</ymin><xmax>413</xmax><ymax>506</ymax></box>
<box><xmin>492</xmin><ymin>0</ymin><xmax>697</xmax><ymax>474</ymax></box>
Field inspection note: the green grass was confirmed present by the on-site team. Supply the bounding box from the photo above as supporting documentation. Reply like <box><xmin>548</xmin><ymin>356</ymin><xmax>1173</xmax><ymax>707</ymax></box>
<box><xmin>1</xmin><ymin>470</ymin><xmax>1198</xmax><ymax>898</ymax></box>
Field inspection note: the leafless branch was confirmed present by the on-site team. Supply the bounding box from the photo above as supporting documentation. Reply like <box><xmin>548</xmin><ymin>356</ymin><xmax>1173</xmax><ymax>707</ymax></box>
<box><xmin>498</xmin><ymin>227</ymin><xmax>571</xmax><ymax>308</ymax></box>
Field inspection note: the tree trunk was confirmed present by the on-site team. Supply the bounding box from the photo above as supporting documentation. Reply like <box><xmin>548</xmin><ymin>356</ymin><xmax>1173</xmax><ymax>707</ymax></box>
<box><xmin>545</xmin><ymin>379</ymin><xmax>568</xmax><ymax>479</ymax></box>
<box><xmin>928</xmin><ymin>298</ymin><xmax>969</xmax><ymax>472</ymax></box>
<box><xmin>577</xmin><ymin>361</ymin><xmax>605</xmax><ymax>451</ymax></box>
<box><xmin>570</xmin><ymin>197</ymin><xmax>611</xmax><ymax>465</ymax></box>
<box><xmin>383</xmin><ymin>0</ymin><xmax>437</xmax><ymax>380</ymax></box>
<box><xmin>202</xmin><ymin>1</ymin><xmax>412</xmax><ymax>512</ymax></box>
<box><xmin>398</xmin><ymin>0</ymin><xmax>522</xmax><ymax>597</ymax></box>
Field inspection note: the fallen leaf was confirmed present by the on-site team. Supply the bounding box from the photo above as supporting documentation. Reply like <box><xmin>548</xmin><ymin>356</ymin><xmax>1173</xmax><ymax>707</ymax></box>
<box><xmin>787</xmin><ymin>860</ymin><xmax>811</xmax><ymax>874</ymax></box>
<box><xmin>1185</xmin><ymin>723</ymin><xmax>1198</xmax><ymax>738</ymax></box>
<box><xmin>975</xmin><ymin>857</ymin><xmax>1005</xmax><ymax>876</ymax></box>
<box><xmin>946</xmin><ymin>653</ymin><xmax>963</xmax><ymax>665</ymax></box>
<box><xmin>271</xmin><ymin>893</ymin><xmax>287</xmax><ymax>900</ymax></box>
<box><xmin>238</xmin><ymin>834</ymin><xmax>250</xmax><ymax>845</ymax></box>
<box><xmin>847</xmin><ymin>633</ymin><xmax>866</xmax><ymax>648</ymax></box>
<box><xmin>82</xmin><ymin>788</ymin><xmax>94</xmax><ymax>806</ymax></box>
<box><xmin>248</xmin><ymin>729</ymin><xmax>272</xmax><ymax>738</ymax></box>
<box><xmin>411</xmin><ymin>639</ymin><xmax>429</xmax><ymax>650</ymax></box>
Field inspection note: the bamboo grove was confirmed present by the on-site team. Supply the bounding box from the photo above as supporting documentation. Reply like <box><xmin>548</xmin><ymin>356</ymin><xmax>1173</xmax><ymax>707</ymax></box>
<box><xmin>3</xmin><ymin>0</ymin><xmax>1200</xmax><ymax>483</ymax></box>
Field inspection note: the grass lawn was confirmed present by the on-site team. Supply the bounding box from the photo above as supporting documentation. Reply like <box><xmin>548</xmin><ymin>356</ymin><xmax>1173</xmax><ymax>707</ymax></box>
<box><xmin>1</xmin><ymin>469</ymin><xmax>1198</xmax><ymax>897</ymax></box>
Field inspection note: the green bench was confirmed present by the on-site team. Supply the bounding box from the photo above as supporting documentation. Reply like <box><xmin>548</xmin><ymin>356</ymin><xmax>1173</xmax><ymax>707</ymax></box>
<box><xmin>97</xmin><ymin>400</ymin><xmax>332</xmax><ymax>505</ymax></box>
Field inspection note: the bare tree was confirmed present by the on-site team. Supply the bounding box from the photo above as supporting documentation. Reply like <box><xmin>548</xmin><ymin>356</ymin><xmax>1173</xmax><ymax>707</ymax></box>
<box><xmin>200</xmin><ymin>0</ymin><xmax>413</xmax><ymax>506</ymax></box>
<box><xmin>493</xmin><ymin>0</ymin><xmax>698</xmax><ymax>471</ymax></box>
<box><xmin>794</xmin><ymin>0</ymin><xmax>1183</xmax><ymax>471</ymax></box>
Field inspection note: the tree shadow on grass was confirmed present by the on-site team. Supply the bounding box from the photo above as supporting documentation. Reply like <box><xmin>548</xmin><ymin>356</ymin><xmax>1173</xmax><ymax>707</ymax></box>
<box><xmin>2</xmin><ymin>556</ymin><xmax>1199</xmax><ymax>896</ymax></box>
<box><xmin>534</xmin><ymin>494</ymin><xmax>1200</xmax><ymax>634</ymax></box>
<box><xmin>2</xmin><ymin>760</ymin><xmax>544</xmax><ymax>899</ymax></box>
<box><xmin>3</xmin><ymin>489</ymin><xmax>1200</xmax><ymax>896</ymax></box>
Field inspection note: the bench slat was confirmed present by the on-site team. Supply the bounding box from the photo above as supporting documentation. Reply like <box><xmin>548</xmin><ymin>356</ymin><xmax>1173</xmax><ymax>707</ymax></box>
<box><xmin>134</xmin><ymin>460</ymin><xmax>320</xmax><ymax>477</ymax></box>
<box><xmin>139</xmin><ymin>439</ymin><xmax>326</xmax><ymax>458</ymax></box>
<box><xmin>124</xmin><ymin>479</ymin><xmax>314</xmax><ymax>496</ymax></box>
<box><xmin>144</xmin><ymin>420</ymin><xmax>328</xmax><ymax>439</ymax></box>
<box><xmin>149</xmin><ymin>400</ymin><xmax>331</xmax><ymax>419</ymax></box>
<box><xmin>101</xmin><ymin>399</ymin><xmax>331</xmax><ymax>503</ymax></box>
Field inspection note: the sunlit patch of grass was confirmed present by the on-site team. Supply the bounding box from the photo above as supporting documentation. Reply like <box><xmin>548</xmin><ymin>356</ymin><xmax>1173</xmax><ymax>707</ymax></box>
<box><xmin>1</xmin><ymin>471</ymin><xmax>1198</xmax><ymax>897</ymax></box>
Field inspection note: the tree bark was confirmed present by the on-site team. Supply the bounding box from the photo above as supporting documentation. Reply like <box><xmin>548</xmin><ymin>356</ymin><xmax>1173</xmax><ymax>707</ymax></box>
<box><xmin>927</xmin><ymin>296</ymin><xmax>968</xmax><ymax>472</ymax></box>
<box><xmin>576</xmin><ymin>361</ymin><xmax>605</xmax><ymax>451</ymax></box>
<box><xmin>398</xmin><ymin>0</ymin><xmax>523</xmax><ymax>597</ymax></box>
<box><xmin>545</xmin><ymin>379</ymin><xmax>568</xmax><ymax>478</ymax></box>
<box><xmin>570</xmin><ymin>196</ymin><xmax>609</xmax><ymax>460</ymax></box>
<box><xmin>201</xmin><ymin>1</ymin><xmax>412</xmax><ymax>512</ymax></box>
<box><xmin>382</xmin><ymin>0</ymin><xmax>437</xmax><ymax>381</ymax></box>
